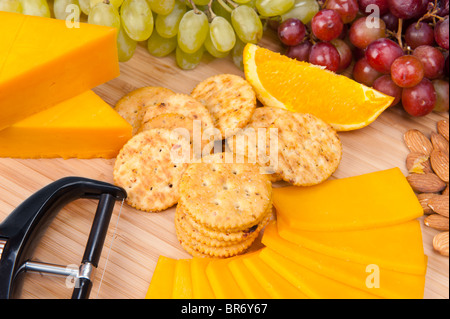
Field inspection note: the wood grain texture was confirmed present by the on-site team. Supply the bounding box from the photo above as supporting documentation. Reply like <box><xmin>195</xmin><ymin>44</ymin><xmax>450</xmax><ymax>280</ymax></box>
<box><xmin>0</xmin><ymin>32</ymin><xmax>448</xmax><ymax>299</ymax></box>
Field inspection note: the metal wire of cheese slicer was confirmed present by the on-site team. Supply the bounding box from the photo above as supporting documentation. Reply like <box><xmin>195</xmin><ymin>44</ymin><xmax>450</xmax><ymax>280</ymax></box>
<box><xmin>0</xmin><ymin>177</ymin><xmax>127</xmax><ymax>299</ymax></box>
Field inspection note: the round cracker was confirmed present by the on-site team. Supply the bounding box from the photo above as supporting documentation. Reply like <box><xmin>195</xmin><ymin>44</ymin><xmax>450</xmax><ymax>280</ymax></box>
<box><xmin>191</xmin><ymin>74</ymin><xmax>257</xmax><ymax>139</ymax></box>
<box><xmin>114</xmin><ymin>86</ymin><xmax>175</xmax><ymax>135</ymax></box>
<box><xmin>113</xmin><ymin>129</ymin><xmax>191</xmax><ymax>212</ymax></box>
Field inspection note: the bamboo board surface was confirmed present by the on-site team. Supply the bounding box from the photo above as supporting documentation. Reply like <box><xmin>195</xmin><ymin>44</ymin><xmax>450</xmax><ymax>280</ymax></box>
<box><xmin>0</xmin><ymin>33</ymin><xmax>448</xmax><ymax>299</ymax></box>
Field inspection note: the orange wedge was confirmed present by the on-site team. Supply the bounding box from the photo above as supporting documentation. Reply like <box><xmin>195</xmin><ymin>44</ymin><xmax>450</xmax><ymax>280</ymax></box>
<box><xmin>243</xmin><ymin>44</ymin><xmax>394</xmax><ymax>131</ymax></box>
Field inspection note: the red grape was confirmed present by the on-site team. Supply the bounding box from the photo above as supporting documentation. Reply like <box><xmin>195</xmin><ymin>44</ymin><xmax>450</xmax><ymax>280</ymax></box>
<box><xmin>373</xmin><ymin>75</ymin><xmax>403</xmax><ymax>106</ymax></box>
<box><xmin>358</xmin><ymin>0</ymin><xmax>389</xmax><ymax>15</ymax></box>
<box><xmin>349</xmin><ymin>16</ymin><xmax>386</xmax><ymax>49</ymax></box>
<box><xmin>326</xmin><ymin>0</ymin><xmax>359</xmax><ymax>24</ymax></box>
<box><xmin>381</xmin><ymin>12</ymin><xmax>399</xmax><ymax>31</ymax></box>
<box><xmin>353</xmin><ymin>57</ymin><xmax>382</xmax><ymax>86</ymax></box>
<box><xmin>331</xmin><ymin>39</ymin><xmax>353</xmax><ymax>72</ymax></box>
<box><xmin>437</xmin><ymin>0</ymin><xmax>449</xmax><ymax>16</ymax></box>
<box><xmin>311</xmin><ymin>9</ymin><xmax>344</xmax><ymax>42</ymax></box>
<box><xmin>388</xmin><ymin>0</ymin><xmax>428</xmax><ymax>19</ymax></box>
<box><xmin>390</xmin><ymin>55</ymin><xmax>424</xmax><ymax>88</ymax></box>
<box><xmin>435</xmin><ymin>18</ymin><xmax>449</xmax><ymax>50</ymax></box>
<box><xmin>405</xmin><ymin>22</ymin><xmax>435</xmax><ymax>49</ymax></box>
<box><xmin>309</xmin><ymin>42</ymin><xmax>341</xmax><ymax>72</ymax></box>
<box><xmin>285</xmin><ymin>41</ymin><xmax>312</xmax><ymax>62</ymax></box>
<box><xmin>445</xmin><ymin>55</ymin><xmax>449</xmax><ymax>77</ymax></box>
<box><xmin>432</xmin><ymin>79</ymin><xmax>449</xmax><ymax>112</ymax></box>
<box><xmin>278</xmin><ymin>18</ymin><xmax>306</xmax><ymax>46</ymax></box>
<box><xmin>413</xmin><ymin>45</ymin><xmax>445</xmax><ymax>79</ymax></box>
<box><xmin>365</xmin><ymin>38</ymin><xmax>404</xmax><ymax>74</ymax></box>
<box><xmin>402</xmin><ymin>78</ymin><xmax>437</xmax><ymax>116</ymax></box>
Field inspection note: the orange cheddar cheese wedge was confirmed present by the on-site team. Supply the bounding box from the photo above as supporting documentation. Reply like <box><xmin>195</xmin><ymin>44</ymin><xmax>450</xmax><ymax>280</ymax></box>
<box><xmin>273</xmin><ymin>168</ymin><xmax>423</xmax><ymax>231</ymax></box>
<box><xmin>277</xmin><ymin>217</ymin><xmax>427</xmax><ymax>275</ymax></box>
<box><xmin>205</xmin><ymin>257</ymin><xmax>246</xmax><ymax>299</ymax></box>
<box><xmin>262</xmin><ymin>222</ymin><xmax>426</xmax><ymax>299</ymax></box>
<box><xmin>146</xmin><ymin>256</ymin><xmax>176</xmax><ymax>299</ymax></box>
<box><xmin>241</xmin><ymin>250</ymin><xmax>309</xmax><ymax>299</ymax></box>
<box><xmin>191</xmin><ymin>258</ymin><xmax>215</xmax><ymax>299</ymax></box>
<box><xmin>0</xmin><ymin>12</ymin><xmax>119</xmax><ymax>130</ymax></box>
<box><xmin>172</xmin><ymin>259</ymin><xmax>193</xmax><ymax>299</ymax></box>
<box><xmin>259</xmin><ymin>248</ymin><xmax>380</xmax><ymax>299</ymax></box>
<box><xmin>0</xmin><ymin>91</ymin><xmax>132</xmax><ymax>159</ymax></box>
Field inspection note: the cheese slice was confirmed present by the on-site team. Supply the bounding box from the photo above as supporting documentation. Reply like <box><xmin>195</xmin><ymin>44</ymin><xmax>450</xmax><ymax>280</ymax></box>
<box><xmin>172</xmin><ymin>259</ymin><xmax>193</xmax><ymax>299</ymax></box>
<box><xmin>273</xmin><ymin>168</ymin><xmax>423</xmax><ymax>231</ymax></box>
<box><xmin>259</xmin><ymin>248</ymin><xmax>380</xmax><ymax>299</ymax></box>
<box><xmin>277</xmin><ymin>217</ymin><xmax>427</xmax><ymax>275</ymax></box>
<box><xmin>241</xmin><ymin>250</ymin><xmax>309</xmax><ymax>299</ymax></box>
<box><xmin>205</xmin><ymin>257</ymin><xmax>246</xmax><ymax>299</ymax></box>
<box><xmin>191</xmin><ymin>258</ymin><xmax>215</xmax><ymax>299</ymax></box>
<box><xmin>145</xmin><ymin>256</ymin><xmax>176</xmax><ymax>299</ymax></box>
<box><xmin>0</xmin><ymin>12</ymin><xmax>119</xmax><ymax>130</ymax></box>
<box><xmin>262</xmin><ymin>222</ymin><xmax>426</xmax><ymax>299</ymax></box>
<box><xmin>0</xmin><ymin>91</ymin><xmax>132</xmax><ymax>159</ymax></box>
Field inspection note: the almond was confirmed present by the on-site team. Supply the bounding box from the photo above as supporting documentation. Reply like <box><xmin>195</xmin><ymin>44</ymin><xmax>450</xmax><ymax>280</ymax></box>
<box><xmin>424</xmin><ymin>214</ymin><xmax>449</xmax><ymax>231</ymax></box>
<box><xmin>407</xmin><ymin>173</ymin><xmax>447</xmax><ymax>193</ymax></box>
<box><xmin>428</xmin><ymin>195</ymin><xmax>449</xmax><ymax>218</ymax></box>
<box><xmin>443</xmin><ymin>184</ymin><xmax>449</xmax><ymax>196</ymax></box>
<box><xmin>430</xmin><ymin>149</ymin><xmax>449</xmax><ymax>183</ymax></box>
<box><xmin>437</xmin><ymin>120</ymin><xmax>449</xmax><ymax>141</ymax></box>
<box><xmin>431</xmin><ymin>132</ymin><xmax>449</xmax><ymax>155</ymax></box>
<box><xmin>404</xmin><ymin>129</ymin><xmax>434</xmax><ymax>155</ymax></box>
<box><xmin>417</xmin><ymin>193</ymin><xmax>440</xmax><ymax>214</ymax></box>
<box><xmin>433</xmin><ymin>231</ymin><xmax>449</xmax><ymax>257</ymax></box>
<box><xmin>406</xmin><ymin>153</ymin><xmax>432</xmax><ymax>174</ymax></box>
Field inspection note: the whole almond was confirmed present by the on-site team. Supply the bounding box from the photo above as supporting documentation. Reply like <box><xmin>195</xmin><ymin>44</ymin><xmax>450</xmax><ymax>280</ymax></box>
<box><xmin>433</xmin><ymin>231</ymin><xmax>449</xmax><ymax>257</ymax></box>
<box><xmin>404</xmin><ymin>129</ymin><xmax>434</xmax><ymax>155</ymax></box>
<box><xmin>417</xmin><ymin>193</ymin><xmax>440</xmax><ymax>214</ymax></box>
<box><xmin>406</xmin><ymin>153</ymin><xmax>432</xmax><ymax>174</ymax></box>
<box><xmin>431</xmin><ymin>132</ymin><xmax>449</xmax><ymax>155</ymax></box>
<box><xmin>424</xmin><ymin>214</ymin><xmax>449</xmax><ymax>231</ymax></box>
<box><xmin>443</xmin><ymin>184</ymin><xmax>449</xmax><ymax>196</ymax></box>
<box><xmin>437</xmin><ymin>120</ymin><xmax>449</xmax><ymax>141</ymax></box>
<box><xmin>428</xmin><ymin>195</ymin><xmax>449</xmax><ymax>218</ymax></box>
<box><xmin>407</xmin><ymin>173</ymin><xmax>447</xmax><ymax>193</ymax></box>
<box><xmin>430</xmin><ymin>149</ymin><xmax>449</xmax><ymax>183</ymax></box>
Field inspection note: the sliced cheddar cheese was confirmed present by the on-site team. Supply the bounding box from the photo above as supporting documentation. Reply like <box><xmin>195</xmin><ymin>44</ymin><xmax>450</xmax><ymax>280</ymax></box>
<box><xmin>277</xmin><ymin>217</ymin><xmax>427</xmax><ymax>275</ymax></box>
<box><xmin>191</xmin><ymin>258</ymin><xmax>215</xmax><ymax>299</ymax></box>
<box><xmin>145</xmin><ymin>256</ymin><xmax>176</xmax><ymax>299</ymax></box>
<box><xmin>241</xmin><ymin>250</ymin><xmax>309</xmax><ymax>299</ymax></box>
<box><xmin>172</xmin><ymin>259</ymin><xmax>193</xmax><ymax>299</ymax></box>
<box><xmin>0</xmin><ymin>12</ymin><xmax>119</xmax><ymax>130</ymax></box>
<box><xmin>0</xmin><ymin>91</ymin><xmax>132</xmax><ymax>159</ymax></box>
<box><xmin>205</xmin><ymin>257</ymin><xmax>246</xmax><ymax>299</ymax></box>
<box><xmin>259</xmin><ymin>248</ymin><xmax>380</xmax><ymax>299</ymax></box>
<box><xmin>273</xmin><ymin>168</ymin><xmax>423</xmax><ymax>231</ymax></box>
<box><xmin>262</xmin><ymin>222</ymin><xmax>426</xmax><ymax>299</ymax></box>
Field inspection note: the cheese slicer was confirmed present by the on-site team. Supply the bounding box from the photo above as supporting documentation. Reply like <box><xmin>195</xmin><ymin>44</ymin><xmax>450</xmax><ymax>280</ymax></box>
<box><xmin>0</xmin><ymin>177</ymin><xmax>127</xmax><ymax>299</ymax></box>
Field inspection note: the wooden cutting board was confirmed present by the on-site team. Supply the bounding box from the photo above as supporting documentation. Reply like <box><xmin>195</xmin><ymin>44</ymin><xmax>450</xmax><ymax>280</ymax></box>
<box><xmin>0</xmin><ymin>33</ymin><xmax>448</xmax><ymax>299</ymax></box>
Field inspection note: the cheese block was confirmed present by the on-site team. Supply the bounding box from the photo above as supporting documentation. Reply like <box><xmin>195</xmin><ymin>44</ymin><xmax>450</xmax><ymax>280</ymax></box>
<box><xmin>145</xmin><ymin>256</ymin><xmax>176</xmax><ymax>299</ymax></box>
<box><xmin>0</xmin><ymin>12</ymin><xmax>119</xmax><ymax>130</ymax></box>
<box><xmin>228</xmin><ymin>252</ymin><xmax>272</xmax><ymax>299</ymax></box>
<box><xmin>262</xmin><ymin>222</ymin><xmax>426</xmax><ymax>299</ymax></box>
<box><xmin>259</xmin><ymin>248</ymin><xmax>380</xmax><ymax>299</ymax></box>
<box><xmin>277</xmin><ymin>217</ymin><xmax>427</xmax><ymax>275</ymax></box>
<box><xmin>172</xmin><ymin>259</ymin><xmax>193</xmax><ymax>299</ymax></box>
<box><xmin>273</xmin><ymin>168</ymin><xmax>423</xmax><ymax>231</ymax></box>
<box><xmin>0</xmin><ymin>91</ymin><xmax>132</xmax><ymax>159</ymax></box>
<box><xmin>205</xmin><ymin>257</ymin><xmax>246</xmax><ymax>299</ymax></box>
<box><xmin>191</xmin><ymin>258</ymin><xmax>215</xmax><ymax>299</ymax></box>
<box><xmin>241</xmin><ymin>250</ymin><xmax>309</xmax><ymax>299</ymax></box>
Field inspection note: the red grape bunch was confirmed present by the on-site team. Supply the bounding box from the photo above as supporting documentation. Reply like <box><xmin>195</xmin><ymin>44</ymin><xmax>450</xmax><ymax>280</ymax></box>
<box><xmin>275</xmin><ymin>0</ymin><xmax>449</xmax><ymax>117</ymax></box>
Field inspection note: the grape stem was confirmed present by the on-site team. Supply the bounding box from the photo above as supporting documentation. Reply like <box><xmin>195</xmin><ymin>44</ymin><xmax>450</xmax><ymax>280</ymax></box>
<box><xmin>217</xmin><ymin>0</ymin><xmax>233</xmax><ymax>13</ymax></box>
<box><xmin>416</xmin><ymin>0</ymin><xmax>445</xmax><ymax>26</ymax></box>
<box><xmin>207</xmin><ymin>0</ymin><xmax>217</xmax><ymax>21</ymax></box>
<box><xmin>188</xmin><ymin>0</ymin><xmax>201</xmax><ymax>14</ymax></box>
<box><xmin>396</xmin><ymin>18</ymin><xmax>403</xmax><ymax>50</ymax></box>
<box><xmin>226</xmin><ymin>0</ymin><xmax>238</xmax><ymax>8</ymax></box>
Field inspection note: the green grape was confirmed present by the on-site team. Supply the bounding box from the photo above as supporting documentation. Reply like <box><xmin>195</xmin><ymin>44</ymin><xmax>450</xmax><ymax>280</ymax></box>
<box><xmin>255</xmin><ymin>0</ymin><xmax>294</xmax><ymax>17</ymax></box>
<box><xmin>281</xmin><ymin>0</ymin><xmax>319</xmax><ymax>24</ymax></box>
<box><xmin>177</xmin><ymin>10</ymin><xmax>209</xmax><ymax>54</ymax></box>
<box><xmin>78</xmin><ymin>0</ymin><xmax>90</xmax><ymax>15</ymax></box>
<box><xmin>117</xmin><ymin>25</ymin><xmax>137</xmax><ymax>62</ymax></box>
<box><xmin>231</xmin><ymin>37</ymin><xmax>246</xmax><ymax>70</ymax></box>
<box><xmin>90</xmin><ymin>0</ymin><xmax>123</xmax><ymax>10</ymax></box>
<box><xmin>155</xmin><ymin>0</ymin><xmax>186</xmax><ymax>38</ymax></box>
<box><xmin>21</xmin><ymin>0</ymin><xmax>50</xmax><ymax>17</ymax></box>
<box><xmin>231</xmin><ymin>5</ymin><xmax>262</xmax><ymax>44</ymax></box>
<box><xmin>147</xmin><ymin>30</ymin><xmax>177</xmax><ymax>57</ymax></box>
<box><xmin>234</xmin><ymin>0</ymin><xmax>251</xmax><ymax>3</ymax></box>
<box><xmin>0</xmin><ymin>0</ymin><xmax>22</xmax><ymax>13</ymax></box>
<box><xmin>120</xmin><ymin>0</ymin><xmax>153</xmax><ymax>41</ymax></box>
<box><xmin>192</xmin><ymin>0</ymin><xmax>209</xmax><ymax>4</ymax></box>
<box><xmin>210</xmin><ymin>16</ymin><xmax>235</xmax><ymax>52</ymax></box>
<box><xmin>176</xmin><ymin>45</ymin><xmax>204</xmax><ymax>70</ymax></box>
<box><xmin>53</xmin><ymin>0</ymin><xmax>80</xmax><ymax>21</ymax></box>
<box><xmin>88</xmin><ymin>1</ymin><xmax>120</xmax><ymax>29</ymax></box>
<box><xmin>204</xmin><ymin>32</ymin><xmax>229</xmax><ymax>58</ymax></box>
<box><xmin>148</xmin><ymin>0</ymin><xmax>175</xmax><ymax>15</ymax></box>
<box><xmin>211</xmin><ymin>0</ymin><xmax>231</xmax><ymax>22</ymax></box>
